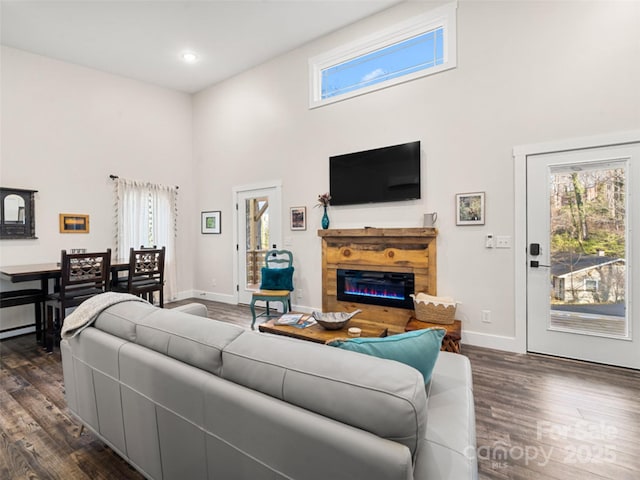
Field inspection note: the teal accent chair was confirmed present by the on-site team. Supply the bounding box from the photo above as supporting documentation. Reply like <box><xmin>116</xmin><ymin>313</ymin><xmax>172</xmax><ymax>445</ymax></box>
<box><xmin>250</xmin><ymin>249</ymin><xmax>294</xmax><ymax>330</ymax></box>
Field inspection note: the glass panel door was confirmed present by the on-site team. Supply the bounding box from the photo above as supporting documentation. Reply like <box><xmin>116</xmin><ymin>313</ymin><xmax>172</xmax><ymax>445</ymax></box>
<box><xmin>527</xmin><ymin>143</ymin><xmax>639</xmax><ymax>368</ymax></box>
<box><xmin>236</xmin><ymin>185</ymin><xmax>281</xmax><ymax>305</ymax></box>
<box><xmin>244</xmin><ymin>196</ymin><xmax>269</xmax><ymax>291</ymax></box>
<box><xmin>549</xmin><ymin>161</ymin><xmax>627</xmax><ymax>338</ymax></box>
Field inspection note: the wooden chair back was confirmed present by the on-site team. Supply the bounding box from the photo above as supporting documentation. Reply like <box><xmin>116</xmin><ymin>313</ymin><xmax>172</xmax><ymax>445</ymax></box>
<box><xmin>59</xmin><ymin>249</ymin><xmax>112</xmax><ymax>301</ymax></box>
<box><xmin>44</xmin><ymin>249</ymin><xmax>111</xmax><ymax>353</ymax></box>
<box><xmin>126</xmin><ymin>246</ymin><xmax>165</xmax><ymax>306</ymax></box>
<box><xmin>264</xmin><ymin>249</ymin><xmax>293</xmax><ymax>269</ymax></box>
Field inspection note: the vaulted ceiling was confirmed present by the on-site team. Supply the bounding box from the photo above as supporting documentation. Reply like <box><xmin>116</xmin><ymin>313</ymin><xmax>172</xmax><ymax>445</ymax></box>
<box><xmin>1</xmin><ymin>0</ymin><xmax>401</xmax><ymax>93</ymax></box>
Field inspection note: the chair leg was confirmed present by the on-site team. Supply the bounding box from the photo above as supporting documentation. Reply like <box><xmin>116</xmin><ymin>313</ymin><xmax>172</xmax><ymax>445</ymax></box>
<box><xmin>54</xmin><ymin>308</ymin><xmax>63</xmax><ymax>349</ymax></box>
<box><xmin>250</xmin><ymin>299</ymin><xmax>258</xmax><ymax>330</ymax></box>
<box><xmin>51</xmin><ymin>305</ymin><xmax>64</xmax><ymax>352</ymax></box>
<box><xmin>159</xmin><ymin>289</ymin><xmax>164</xmax><ymax>308</ymax></box>
<box><xmin>45</xmin><ymin>305</ymin><xmax>54</xmax><ymax>353</ymax></box>
<box><xmin>34</xmin><ymin>301</ymin><xmax>43</xmax><ymax>345</ymax></box>
<box><xmin>282</xmin><ymin>298</ymin><xmax>289</xmax><ymax>314</ymax></box>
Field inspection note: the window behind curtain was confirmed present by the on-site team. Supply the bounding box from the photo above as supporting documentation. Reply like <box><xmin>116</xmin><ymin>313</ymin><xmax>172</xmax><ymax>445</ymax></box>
<box><xmin>115</xmin><ymin>179</ymin><xmax>178</xmax><ymax>301</ymax></box>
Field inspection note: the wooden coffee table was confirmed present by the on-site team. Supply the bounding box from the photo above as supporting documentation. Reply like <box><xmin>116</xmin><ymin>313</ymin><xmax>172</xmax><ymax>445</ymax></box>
<box><xmin>258</xmin><ymin>316</ymin><xmax>388</xmax><ymax>344</ymax></box>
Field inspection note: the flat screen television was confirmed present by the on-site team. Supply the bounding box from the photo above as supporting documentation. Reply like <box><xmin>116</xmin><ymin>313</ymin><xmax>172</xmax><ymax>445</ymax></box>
<box><xmin>329</xmin><ymin>141</ymin><xmax>421</xmax><ymax>206</ymax></box>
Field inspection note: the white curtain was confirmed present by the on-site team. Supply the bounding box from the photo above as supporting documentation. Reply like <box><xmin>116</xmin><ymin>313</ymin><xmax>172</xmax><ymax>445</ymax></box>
<box><xmin>115</xmin><ymin>178</ymin><xmax>178</xmax><ymax>301</ymax></box>
<box><xmin>150</xmin><ymin>183</ymin><xmax>178</xmax><ymax>302</ymax></box>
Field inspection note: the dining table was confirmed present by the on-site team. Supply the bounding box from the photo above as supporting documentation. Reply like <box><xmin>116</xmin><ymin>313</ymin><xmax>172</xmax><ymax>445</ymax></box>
<box><xmin>0</xmin><ymin>259</ymin><xmax>130</xmax><ymax>347</ymax></box>
<box><xmin>0</xmin><ymin>259</ymin><xmax>130</xmax><ymax>293</ymax></box>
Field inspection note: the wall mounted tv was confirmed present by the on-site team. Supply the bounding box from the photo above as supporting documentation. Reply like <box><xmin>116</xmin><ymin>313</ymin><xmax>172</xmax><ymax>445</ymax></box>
<box><xmin>329</xmin><ymin>141</ymin><xmax>421</xmax><ymax>206</ymax></box>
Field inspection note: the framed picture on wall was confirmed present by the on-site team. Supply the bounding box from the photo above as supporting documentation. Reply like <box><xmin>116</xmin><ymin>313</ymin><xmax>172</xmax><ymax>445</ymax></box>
<box><xmin>59</xmin><ymin>213</ymin><xmax>90</xmax><ymax>233</ymax></box>
<box><xmin>290</xmin><ymin>206</ymin><xmax>306</xmax><ymax>231</ymax></box>
<box><xmin>456</xmin><ymin>192</ymin><xmax>485</xmax><ymax>225</ymax></box>
<box><xmin>201</xmin><ymin>211</ymin><xmax>221</xmax><ymax>234</ymax></box>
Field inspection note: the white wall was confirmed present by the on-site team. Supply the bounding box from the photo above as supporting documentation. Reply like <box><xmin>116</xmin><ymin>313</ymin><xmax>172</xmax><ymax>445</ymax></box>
<box><xmin>192</xmin><ymin>1</ymin><xmax>640</xmax><ymax>349</ymax></box>
<box><xmin>2</xmin><ymin>1</ymin><xmax>638</xmax><ymax>346</ymax></box>
<box><xmin>0</xmin><ymin>46</ymin><xmax>196</xmax><ymax>330</ymax></box>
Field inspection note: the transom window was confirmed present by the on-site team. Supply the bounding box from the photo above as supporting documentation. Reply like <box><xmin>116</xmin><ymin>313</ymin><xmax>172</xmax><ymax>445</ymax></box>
<box><xmin>309</xmin><ymin>2</ymin><xmax>457</xmax><ymax>108</ymax></box>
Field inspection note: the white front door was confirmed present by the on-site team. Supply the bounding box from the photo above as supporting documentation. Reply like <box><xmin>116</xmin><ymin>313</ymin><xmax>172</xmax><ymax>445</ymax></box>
<box><xmin>235</xmin><ymin>184</ymin><xmax>282</xmax><ymax>305</ymax></box>
<box><xmin>526</xmin><ymin>143</ymin><xmax>640</xmax><ymax>368</ymax></box>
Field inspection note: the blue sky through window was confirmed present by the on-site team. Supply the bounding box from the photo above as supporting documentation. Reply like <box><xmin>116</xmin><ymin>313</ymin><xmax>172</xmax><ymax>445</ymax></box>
<box><xmin>321</xmin><ymin>27</ymin><xmax>444</xmax><ymax>99</ymax></box>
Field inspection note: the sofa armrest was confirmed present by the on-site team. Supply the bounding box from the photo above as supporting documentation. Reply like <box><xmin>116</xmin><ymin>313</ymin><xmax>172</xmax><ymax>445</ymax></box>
<box><xmin>414</xmin><ymin>352</ymin><xmax>478</xmax><ymax>480</ymax></box>
<box><xmin>172</xmin><ymin>303</ymin><xmax>209</xmax><ymax>318</ymax></box>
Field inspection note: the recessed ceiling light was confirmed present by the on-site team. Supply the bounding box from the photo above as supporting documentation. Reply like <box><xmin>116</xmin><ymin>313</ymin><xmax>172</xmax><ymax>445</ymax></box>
<box><xmin>181</xmin><ymin>51</ymin><xmax>199</xmax><ymax>64</ymax></box>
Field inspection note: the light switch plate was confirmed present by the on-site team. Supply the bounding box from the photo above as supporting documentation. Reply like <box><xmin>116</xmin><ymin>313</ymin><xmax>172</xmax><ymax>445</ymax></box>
<box><xmin>485</xmin><ymin>234</ymin><xmax>494</xmax><ymax>248</ymax></box>
<box><xmin>496</xmin><ymin>236</ymin><xmax>512</xmax><ymax>248</ymax></box>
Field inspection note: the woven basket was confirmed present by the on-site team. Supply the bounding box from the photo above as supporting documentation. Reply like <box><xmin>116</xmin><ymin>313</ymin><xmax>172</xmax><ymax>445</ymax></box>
<box><xmin>413</xmin><ymin>298</ymin><xmax>456</xmax><ymax>325</ymax></box>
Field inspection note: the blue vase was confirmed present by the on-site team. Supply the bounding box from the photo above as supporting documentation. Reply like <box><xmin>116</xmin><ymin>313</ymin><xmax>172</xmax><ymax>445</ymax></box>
<box><xmin>321</xmin><ymin>206</ymin><xmax>330</xmax><ymax>229</ymax></box>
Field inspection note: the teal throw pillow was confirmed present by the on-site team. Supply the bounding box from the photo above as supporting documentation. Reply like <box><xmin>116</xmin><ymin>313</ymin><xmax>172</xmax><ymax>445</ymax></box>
<box><xmin>260</xmin><ymin>266</ymin><xmax>294</xmax><ymax>291</ymax></box>
<box><xmin>328</xmin><ymin>328</ymin><xmax>445</xmax><ymax>383</ymax></box>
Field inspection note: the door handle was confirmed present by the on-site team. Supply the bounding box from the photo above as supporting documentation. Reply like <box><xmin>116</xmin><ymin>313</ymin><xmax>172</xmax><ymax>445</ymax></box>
<box><xmin>530</xmin><ymin>260</ymin><xmax>550</xmax><ymax>268</ymax></box>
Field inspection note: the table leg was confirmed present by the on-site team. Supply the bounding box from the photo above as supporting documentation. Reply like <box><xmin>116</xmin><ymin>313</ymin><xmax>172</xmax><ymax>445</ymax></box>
<box><xmin>36</xmin><ymin>278</ymin><xmax>48</xmax><ymax>346</ymax></box>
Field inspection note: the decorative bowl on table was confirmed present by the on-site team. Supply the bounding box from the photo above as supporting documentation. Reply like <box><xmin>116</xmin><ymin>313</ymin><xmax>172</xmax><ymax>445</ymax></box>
<box><xmin>311</xmin><ymin>310</ymin><xmax>362</xmax><ymax>330</ymax></box>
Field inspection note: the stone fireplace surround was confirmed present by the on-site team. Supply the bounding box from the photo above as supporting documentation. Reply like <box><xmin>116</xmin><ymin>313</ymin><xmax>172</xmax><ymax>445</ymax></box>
<box><xmin>318</xmin><ymin>227</ymin><xmax>437</xmax><ymax>333</ymax></box>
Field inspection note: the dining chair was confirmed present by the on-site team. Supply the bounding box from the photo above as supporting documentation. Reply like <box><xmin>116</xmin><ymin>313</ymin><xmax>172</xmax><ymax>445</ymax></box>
<box><xmin>45</xmin><ymin>249</ymin><xmax>112</xmax><ymax>352</ymax></box>
<box><xmin>250</xmin><ymin>249</ymin><xmax>294</xmax><ymax>330</ymax></box>
<box><xmin>114</xmin><ymin>246</ymin><xmax>165</xmax><ymax>307</ymax></box>
<box><xmin>0</xmin><ymin>289</ymin><xmax>45</xmax><ymax>345</ymax></box>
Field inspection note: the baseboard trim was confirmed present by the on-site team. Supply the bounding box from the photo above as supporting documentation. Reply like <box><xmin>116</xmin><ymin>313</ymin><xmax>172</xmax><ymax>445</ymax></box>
<box><xmin>186</xmin><ymin>290</ymin><xmax>237</xmax><ymax>304</ymax></box>
<box><xmin>1</xmin><ymin>325</ymin><xmax>36</xmax><ymax>340</ymax></box>
<box><xmin>462</xmin><ymin>330</ymin><xmax>525</xmax><ymax>353</ymax></box>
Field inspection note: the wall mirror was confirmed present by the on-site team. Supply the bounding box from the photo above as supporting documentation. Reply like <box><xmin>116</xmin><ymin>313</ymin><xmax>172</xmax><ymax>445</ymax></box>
<box><xmin>1</xmin><ymin>187</ymin><xmax>37</xmax><ymax>239</ymax></box>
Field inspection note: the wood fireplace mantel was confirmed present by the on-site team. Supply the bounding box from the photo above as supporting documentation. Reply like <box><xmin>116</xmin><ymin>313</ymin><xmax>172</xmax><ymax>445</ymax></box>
<box><xmin>317</xmin><ymin>227</ymin><xmax>437</xmax><ymax>239</ymax></box>
<box><xmin>318</xmin><ymin>227</ymin><xmax>437</xmax><ymax>331</ymax></box>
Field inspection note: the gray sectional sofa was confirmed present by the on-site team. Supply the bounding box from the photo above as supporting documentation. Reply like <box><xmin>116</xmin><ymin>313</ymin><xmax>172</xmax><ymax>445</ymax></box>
<box><xmin>61</xmin><ymin>300</ymin><xmax>477</xmax><ymax>480</ymax></box>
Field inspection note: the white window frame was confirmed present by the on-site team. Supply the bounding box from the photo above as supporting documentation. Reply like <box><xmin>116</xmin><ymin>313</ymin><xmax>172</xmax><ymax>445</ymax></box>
<box><xmin>584</xmin><ymin>278</ymin><xmax>599</xmax><ymax>291</ymax></box>
<box><xmin>308</xmin><ymin>2</ymin><xmax>457</xmax><ymax>109</ymax></box>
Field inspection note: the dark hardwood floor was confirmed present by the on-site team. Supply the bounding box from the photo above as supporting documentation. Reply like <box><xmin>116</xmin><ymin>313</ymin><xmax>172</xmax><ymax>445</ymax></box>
<box><xmin>1</xmin><ymin>299</ymin><xmax>639</xmax><ymax>479</ymax></box>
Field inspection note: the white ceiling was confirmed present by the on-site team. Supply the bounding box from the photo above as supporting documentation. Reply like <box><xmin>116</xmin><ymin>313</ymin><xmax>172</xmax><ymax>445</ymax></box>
<box><xmin>1</xmin><ymin>0</ymin><xmax>401</xmax><ymax>93</ymax></box>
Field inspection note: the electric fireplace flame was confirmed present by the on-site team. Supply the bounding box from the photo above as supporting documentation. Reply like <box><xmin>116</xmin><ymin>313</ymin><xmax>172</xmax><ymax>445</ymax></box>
<box><xmin>344</xmin><ymin>283</ymin><xmax>405</xmax><ymax>301</ymax></box>
<box><xmin>337</xmin><ymin>269</ymin><xmax>415</xmax><ymax>309</ymax></box>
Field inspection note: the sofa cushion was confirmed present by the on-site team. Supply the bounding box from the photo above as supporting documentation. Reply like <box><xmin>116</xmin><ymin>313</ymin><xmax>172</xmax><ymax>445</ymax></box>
<box><xmin>221</xmin><ymin>331</ymin><xmax>427</xmax><ymax>458</ymax></box>
<box><xmin>134</xmin><ymin>310</ymin><xmax>245</xmax><ymax>376</ymax></box>
<box><xmin>93</xmin><ymin>302</ymin><xmax>244</xmax><ymax>376</ymax></box>
<box><xmin>94</xmin><ymin>300</ymin><xmax>156</xmax><ymax>341</ymax></box>
<box><xmin>328</xmin><ymin>328</ymin><xmax>445</xmax><ymax>383</ymax></box>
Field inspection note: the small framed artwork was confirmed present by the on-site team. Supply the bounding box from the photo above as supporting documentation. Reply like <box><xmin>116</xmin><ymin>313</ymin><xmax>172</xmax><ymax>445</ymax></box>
<box><xmin>201</xmin><ymin>211</ymin><xmax>221</xmax><ymax>234</ymax></box>
<box><xmin>290</xmin><ymin>206</ymin><xmax>306</xmax><ymax>231</ymax></box>
<box><xmin>456</xmin><ymin>192</ymin><xmax>485</xmax><ymax>226</ymax></box>
<box><xmin>59</xmin><ymin>213</ymin><xmax>90</xmax><ymax>233</ymax></box>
